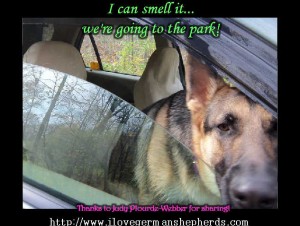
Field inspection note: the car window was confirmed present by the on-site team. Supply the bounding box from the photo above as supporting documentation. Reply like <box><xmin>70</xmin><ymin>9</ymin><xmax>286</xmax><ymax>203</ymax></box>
<box><xmin>22</xmin><ymin>22</ymin><xmax>54</xmax><ymax>55</ymax></box>
<box><xmin>23</xmin><ymin>63</ymin><xmax>221</xmax><ymax>207</ymax></box>
<box><xmin>233</xmin><ymin>18</ymin><xmax>277</xmax><ymax>46</ymax></box>
<box><xmin>131</xmin><ymin>18</ymin><xmax>277</xmax><ymax>117</ymax></box>
<box><xmin>80</xmin><ymin>33</ymin><xmax>156</xmax><ymax>76</ymax></box>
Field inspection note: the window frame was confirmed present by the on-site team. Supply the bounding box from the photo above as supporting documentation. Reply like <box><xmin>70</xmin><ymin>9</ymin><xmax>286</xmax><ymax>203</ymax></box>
<box><xmin>130</xmin><ymin>17</ymin><xmax>277</xmax><ymax>118</ymax></box>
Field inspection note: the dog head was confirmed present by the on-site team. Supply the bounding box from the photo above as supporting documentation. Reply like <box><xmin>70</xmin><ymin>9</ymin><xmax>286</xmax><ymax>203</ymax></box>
<box><xmin>185</xmin><ymin>55</ymin><xmax>277</xmax><ymax>209</ymax></box>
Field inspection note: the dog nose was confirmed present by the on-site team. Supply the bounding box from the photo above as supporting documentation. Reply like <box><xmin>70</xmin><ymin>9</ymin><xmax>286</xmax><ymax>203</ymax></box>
<box><xmin>232</xmin><ymin>183</ymin><xmax>277</xmax><ymax>208</ymax></box>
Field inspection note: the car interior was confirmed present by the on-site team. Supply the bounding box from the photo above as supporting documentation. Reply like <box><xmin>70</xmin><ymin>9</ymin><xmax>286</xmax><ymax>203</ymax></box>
<box><xmin>22</xmin><ymin>17</ymin><xmax>185</xmax><ymax>110</ymax></box>
<box><xmin>22</xmin><ymin>17</ymin><xmax>277</xmax><ymax>209</ymax></box>
<box><xmin>22</xmin><ymin>17</ymin><xmax>188</xmax><ymax>208</ymax></box>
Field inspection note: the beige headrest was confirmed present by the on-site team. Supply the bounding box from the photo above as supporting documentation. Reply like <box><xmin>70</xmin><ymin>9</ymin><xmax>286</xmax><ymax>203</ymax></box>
<box><xmin>23</xmin><ymin>41</ymin><xmax>87</xmax><ymax>80</ymax></box>
<box><xmin>134</xmin><ymin>47</ymin><xmax>183</xmax><ymax>110</ymax></box>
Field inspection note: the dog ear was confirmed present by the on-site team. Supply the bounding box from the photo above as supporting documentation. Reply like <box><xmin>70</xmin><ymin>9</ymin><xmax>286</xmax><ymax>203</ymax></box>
<box><xmin>185</xmin><ymin>54</ymin><xmax>224</xmax><ymax>112</ymax></box>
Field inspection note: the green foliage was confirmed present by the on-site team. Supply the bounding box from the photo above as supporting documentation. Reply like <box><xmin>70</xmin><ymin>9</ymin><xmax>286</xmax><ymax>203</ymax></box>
<box><xmin>81</xmin><ymin>34</ymin><xmax>156</xmax><ymax>76</ymax></box>
<box><xmin>223</xmin><ymin>77</ymin><xmax>235</xmax><ymax>87</ymax></box>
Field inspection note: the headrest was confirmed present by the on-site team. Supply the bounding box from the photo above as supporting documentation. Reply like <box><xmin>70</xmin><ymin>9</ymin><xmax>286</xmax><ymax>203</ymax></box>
<box><xmin>23</xmin><ymin>41</ymin><xmax>87</xmax><ymax>80</ymax></box>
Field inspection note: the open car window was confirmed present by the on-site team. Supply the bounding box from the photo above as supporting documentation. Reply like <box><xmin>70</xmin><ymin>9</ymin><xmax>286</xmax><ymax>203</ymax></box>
<box><xmin>23</xmin><ymin>63</ymin><xmax>221</xmax><ymax>208</ymax></box>
<box><xmin>131</xmin><ymin>18</ymin><xmax>277</xmax><ymax>118</ymax></box>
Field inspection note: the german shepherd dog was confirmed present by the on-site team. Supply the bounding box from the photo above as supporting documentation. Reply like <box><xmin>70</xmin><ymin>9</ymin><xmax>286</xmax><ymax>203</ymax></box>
<box><xmin>132</xmin><ymin>55</ymin><xmax>278</xmax><ymax>209</ymax></box>
<box><xmin>135</xmin><ymin>56</ymin><xmax>278</xmax><ymax>208</ymax></box>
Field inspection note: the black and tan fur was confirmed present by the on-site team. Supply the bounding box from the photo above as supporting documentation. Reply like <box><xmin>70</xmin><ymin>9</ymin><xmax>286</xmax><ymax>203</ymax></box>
<box><xmin>133</xmin><ymin>55</ymin><xmax>278</xmax><ymax>208</ymax></box>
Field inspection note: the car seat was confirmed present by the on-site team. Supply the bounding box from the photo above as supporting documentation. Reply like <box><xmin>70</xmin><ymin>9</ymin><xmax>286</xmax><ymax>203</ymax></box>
<box><xmin>23</xmin><ymin>41</ymin><xmax>87</xmax><ymax>80</ymax></box>
<box><xmin>133</xmin><ymin>47</ymin><xmax>183</xmax><ymax>110</ymax></box>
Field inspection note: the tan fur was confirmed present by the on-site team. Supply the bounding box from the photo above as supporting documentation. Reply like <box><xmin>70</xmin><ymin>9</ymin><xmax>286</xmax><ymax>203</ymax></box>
<box><xmin>201</xmin><ymin>86</ymin><xmax>276</xmax><ymax>164</ymax></box>
<box><xmin>134</xmin><ymin>54</ymin><xmax>276</xmax><ymax>206</ymax></box>
<box><xmin>147</xmin><ymin>103</ymin><xmax>174</xmax><ymax>198</ymax></box>
<box><xmin>189</xmin><ymin>111</ymin><xmax>221</xmax><ymax>197</ymax></box>
<box><xmin>138</xmin><ymin>102</ymin><xmax>220</xmax><ymax>204</ymax></box>
<box><xmin>184</xmin><ymin>56</ymin><xmax>277</xmax><ymax>202</ymax></box>
<box><xmin>189</xmin><ymin>86</ymin><xmax>276</xmax><ymax>194</ymax></box>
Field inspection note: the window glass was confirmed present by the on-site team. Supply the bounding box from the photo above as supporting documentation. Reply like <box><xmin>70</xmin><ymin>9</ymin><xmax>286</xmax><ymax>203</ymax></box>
<box><xmin>23</xmin><ymin>63</ymin><xmax>220</xmax><ymax>206</ymax></box>
<box><xmin>80</xmin><ymin>34</ymin><xmax>156</xmax><ymax>76</ymax></box>
<box><xmin>233</xmin><ymin>18</ymin><xmax>277</xmax><ymax>45</ymax></box>
<box><xmin>42</xmin><ymin>24</ymin><xmax>54</xmax><ymax>41</ymax></box>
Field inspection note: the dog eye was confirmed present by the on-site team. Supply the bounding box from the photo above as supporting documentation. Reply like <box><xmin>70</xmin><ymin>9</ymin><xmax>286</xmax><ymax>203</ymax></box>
<box><xmin>218</xmin><ymin>123</ymin><xmax>230</xmax><ymax>131</ymax></box>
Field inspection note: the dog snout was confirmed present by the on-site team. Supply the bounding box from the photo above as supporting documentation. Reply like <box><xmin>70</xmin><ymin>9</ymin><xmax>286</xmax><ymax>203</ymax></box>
<box><xmin>229</xmin><ymin>165</ymin><xmax>277</xmax><ymax>208</ymax></box>
<box><xmin>231</xmin><ymin>180</ymin><xmax>277</xmax><ymax>208</ymax></box>
<box><xmin>229</xmin><ymin>162</ymin><xmax>278</xmax><ymax>209</ymax></box>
